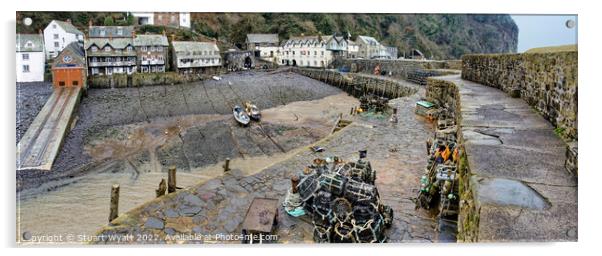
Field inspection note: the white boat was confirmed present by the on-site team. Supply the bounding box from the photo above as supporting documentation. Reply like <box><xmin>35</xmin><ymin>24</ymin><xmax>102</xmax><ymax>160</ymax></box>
<box><xmin>233</xmin><ymin>105</ymin><xmax>251</xmax><ymax>125</ymax></box>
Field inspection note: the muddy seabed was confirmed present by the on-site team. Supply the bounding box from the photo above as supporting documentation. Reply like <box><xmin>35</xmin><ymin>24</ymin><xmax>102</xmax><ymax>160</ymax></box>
<box><xmin>17</xmin><ymin>71</ymin><xmax>359</xmax><ymax>240</ymax></box>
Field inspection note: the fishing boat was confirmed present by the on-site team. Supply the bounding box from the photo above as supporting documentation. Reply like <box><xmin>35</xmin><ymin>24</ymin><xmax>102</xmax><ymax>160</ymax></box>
<box><xmin>244</xmin><ymin>102</ymin><xmax>261</xmax><ymax>121</ymax></box>
<box><xmin>233</xmin><ymin>105</ymin><xmax>251</xmax><ymax>126</ymax></box>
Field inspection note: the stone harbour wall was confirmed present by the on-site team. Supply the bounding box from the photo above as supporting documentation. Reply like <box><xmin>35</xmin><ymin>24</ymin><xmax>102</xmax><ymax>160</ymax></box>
<box><xmin>462</xmin><ymin>52</ymin><xmax>578</xmax><ymax>141</ymax></box>
<box><xmin>294</xmin><ymin>68</ymin><xmax>418</xmax><ymax>100</ymax></box>
<box><xmin>335</xmin><ymin>59</ymin><xmax>462</xmax><ymax>80</ymax></box>
<box><xmin>425</xmin><ymin>77</ymin><xmax>478</xmax><ymax>241</ymax></box>
<box><xmin>88</xmin><ymin>72</ymin><xmax>208</xmax><ymax>89</ymax></box>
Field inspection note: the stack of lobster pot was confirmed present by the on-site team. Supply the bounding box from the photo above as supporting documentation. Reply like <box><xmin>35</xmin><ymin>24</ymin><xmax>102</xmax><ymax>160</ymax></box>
<box><xmin>295</xmin><ymin>151</ymin><xmax>394</xmax><ymax>243</ymax></box>
<box><xmin>415</xmin><ymin>110</ymin><xmax>460</xmax><ymax>221</ymax></box>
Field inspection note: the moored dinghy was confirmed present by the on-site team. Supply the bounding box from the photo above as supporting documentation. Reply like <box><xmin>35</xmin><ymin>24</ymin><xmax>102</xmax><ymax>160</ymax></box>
<box><xmin>245</xmin><ymin>102</ymin><xmax>261</xmax><ymax>121</ymax></box>
<box><xmin>233</xmin><ymin>105</ymin><xmax>251</xmax><ymax>126</ymax></box>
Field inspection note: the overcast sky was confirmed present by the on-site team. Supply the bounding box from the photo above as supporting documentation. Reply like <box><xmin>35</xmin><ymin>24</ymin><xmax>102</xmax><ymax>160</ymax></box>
<box><xmin>511</xmin><ymin>15</ymin><xmax>578</xmax><ymax>52</ymax></box>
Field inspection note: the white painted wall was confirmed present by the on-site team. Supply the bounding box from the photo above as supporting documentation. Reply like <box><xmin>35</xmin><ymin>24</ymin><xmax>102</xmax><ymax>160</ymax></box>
<box><xmin>280</xmin><ymin>45</ymin><xmax>333</xmax><ymax>67</ymax></box>
<box><xmin>179</xmin><ymin>13</ymin><xmax>191</xmax><ymax>28</ymax></box>
<box><xmin>43</xmin><ymin>21</ymin><xmax>82</xmax><ymax>59</ymax></box>
<box><xmin>16</xmin><ymin>51</ymin><xmax>45</xmax><ymax>82</ymax></box>
<box><xmin>131</xmin><ymin>12</ymin><xmax>154</xmax><ymax>25</ymax></box>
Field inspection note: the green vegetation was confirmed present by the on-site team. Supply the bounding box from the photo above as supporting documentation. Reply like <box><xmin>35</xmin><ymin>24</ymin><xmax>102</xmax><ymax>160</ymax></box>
<box><xmin>16</xmin><ymin>12</ymin><xmax>518</xmax><ymax>59</ymax></box>
<box><xmin>525</xmin><ymin>44</ymin><xmax>577</xmax><ymax>53</ymax></box>
<box><xmin>554</xmin><ymin>127</ymin><xmax>566</xmax><ymax>138</ymax></box>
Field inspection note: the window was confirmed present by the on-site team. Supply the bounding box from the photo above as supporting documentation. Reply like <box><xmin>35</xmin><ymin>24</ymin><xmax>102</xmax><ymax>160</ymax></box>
<box><xmin>59</xmin><ymin>81</ymin><xmax>65</xmax><ymax>86</ymax></box>
<box><xmin>92</xmin><ymin>57</ymin><xmax>97</xmax><ymax>62</ymax></box>
<box><xmin>104</xmin><ymin>46</ymin><xmax>111</xmax><ymax>52</ymax></box>
<box><xmin>321</xmin><ymin>51</ymin><xmax>324</xmax><ymax>56</ymax></box>
<box><xmin>126</xmin><ymin>46</ymin><xmax>133</xmax><ymax>52</ymax></box>
<box><xmin>142</xmin><ymin>46</ymin><xmax>147</xmax><ymax>51</ymax></box>
<box><xmin>314</xmin><ymin>51</ymin><xmax>317</xmax><ymax>56</ymax></box>
<box><xmin>91</xmin><ymin>46</ymin><xmax>98</xmax><ymax>52</ymax></box>
<box><xmin>22</xmin><ymin>53</ymin><xmax>29</xmax><ymax>60</ymax></box>
<box><xmin>117</xmin><ymin>28</ymin><xmax>123</xmax><ymax>35</ymax></box>
<box><xmin>54</xmin><ymin>42</ymin><xmax>59</xmax><ymax>48</ymax></box>
<box><xmin>22</xmin><ymin>65</ymin><xmax>30</xmax><ymax>73</ymax></box>
<box><xmin>72</xmin><ymin>81</ymin><xmax>78</xmax><ymax>86</ymax></box>
<box><xmin>52</xmin><ymin>24</ymin><xmax>57</xmax><ymax>29</ymax></box>
<box><xmin>157</xmin><ymin>46</ymin><xmax>163</xmax><ymax>52</ymax></box>
<box><xmin>53</xmin><ymin>34</ymin><xmax>59</xmax><ymax>39</ymax></box>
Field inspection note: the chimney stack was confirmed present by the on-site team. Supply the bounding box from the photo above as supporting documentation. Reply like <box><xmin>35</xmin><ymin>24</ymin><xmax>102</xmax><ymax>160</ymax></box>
<box><xmin>88</xmin><ymin>19</ymin><xmax>93</xmax><ymax>28</ymax></box>
<box><xmin>171</xmin><ymin>33</ymin><xmax>175</xmax><ymax>43</ymax></box>
<box><xmin>66</xmin><ymin>19</ymin><xmax>71</xmax><ymax>24</ymax></box>
<box><xmin>162</xmin><ymin>29</ymin><xmax>166</xmax><ymax>36</ymax></box>
<box><xmin>132</xmin><ymin>30</ymin><xmax>136</xmax><ymax>39</ymax></box>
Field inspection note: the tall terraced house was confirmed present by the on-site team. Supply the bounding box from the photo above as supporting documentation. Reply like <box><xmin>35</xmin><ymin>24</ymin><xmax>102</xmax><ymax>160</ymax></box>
<box><xmin>16</xmin><ymin>33</ymin><xmax>45</xmax><ymax>82</ymax></box>
<box><xmin>171</xmin><ymin>41</ymin><xmax>221</xmax><ymax>74</ymax></box>
<box><xmin>85</xmin><ymin>25</ymin><xmax>136</xmax><ymax>76</ymax></box>
<box><xmin>134</xmin><ymin>33</ymin><xmax>169</xmax><ymax>72</ymax></box>
<box><xmin>43</xmin><ymin>19</ymin><xmax>84</xmax><ymax>59</ymax></box>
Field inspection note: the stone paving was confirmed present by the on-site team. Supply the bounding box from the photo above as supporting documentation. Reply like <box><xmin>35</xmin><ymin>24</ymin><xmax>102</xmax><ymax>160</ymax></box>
<box><xmin>439</xmin><ymin>75</ymin><xmax>578</xmax><ymax>241</ymax></box>
<box><xmin>94</xmin><ymin>87</ymin><xmax>440</xmax><ymax>244</ymax></box>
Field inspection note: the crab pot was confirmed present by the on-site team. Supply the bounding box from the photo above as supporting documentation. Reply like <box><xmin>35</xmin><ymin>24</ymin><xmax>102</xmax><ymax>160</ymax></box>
<box><xmin>297</xmin><ymin>172</ymin><xmax>319</xmax><ymax>204</ymax></box>
<box><xmin>312</xmin><ymin>190</ymin><xmax>334</xmax><ymax>216</ymax></box>
<box><xmin>332</xmin><ymin>221</ymin><xmax>356</xmax><ymax>243</ymax></box>
<box><xmin>344</xmin><ymin>179</ymin><xmax>378</xmax><ymax>205</ymax></box>
<box><xmin>317</xmin><ymin>173</ymin><xmax>347</xmax><ymax>196</ymax></box>
<box><xmin>313</xmin><ymin>225</ymin><xmax>332</xmax><ymax>243</ymax></box>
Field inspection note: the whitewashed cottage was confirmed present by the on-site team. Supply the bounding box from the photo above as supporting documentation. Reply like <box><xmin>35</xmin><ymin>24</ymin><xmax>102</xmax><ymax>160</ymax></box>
<box><xmin>43</xmin><ymin>20</ymin><xmax>84</xmax><ymax>59</ymax></box>
<box><xmin>16</xmin><ymin>34</ymin><xmax>45</xmax><ymax>82</ymax></box>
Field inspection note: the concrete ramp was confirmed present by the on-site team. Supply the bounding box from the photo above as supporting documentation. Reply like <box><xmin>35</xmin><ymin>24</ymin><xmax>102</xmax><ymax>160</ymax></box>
<box><xmin>17</xmin><ymin>86</ymin><xmax>82</xmax><ymax>171</ymax></box>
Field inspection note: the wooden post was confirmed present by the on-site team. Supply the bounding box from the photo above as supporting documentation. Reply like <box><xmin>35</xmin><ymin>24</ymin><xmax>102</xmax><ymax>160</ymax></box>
<box><xmin>168</xmin><ymin>166</ymin><xmax>177</xmax><ymax>193</ymax></box>
<box><xmin>350</xmin><ymin>107</ymin><xmax>355</xmax><ymax>115</ymax></box>
<box><xmin>223</xmin><ymin>158</ymin><xmax>231</xmax><ymax>172</ymax></box>
<box><xmin>156</xmin><ymin>178</ymin><xmax>166</xmax><ymax>197</ymax></box>
<box><xmin>109</xmin><ymin>184</ymin><xmax>119</xmax><ymax>222</ymax></box>
<box><xmin>291</xmin><ymin>175</ymin><xmax>300</xmax><ymax>193</ymax></box>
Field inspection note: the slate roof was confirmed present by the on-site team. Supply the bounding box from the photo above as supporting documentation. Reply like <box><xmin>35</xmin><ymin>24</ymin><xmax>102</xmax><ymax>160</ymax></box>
<box><xmin>89</xmin><ymin>26</ymin><xmax>135</xmax><ymax>38</ymax></box>
<box><xmin>172</xmin><ymin>41</ymin><xmax>220</xmax><ymax>56</ymax></box>
<box><xmin>52</xmin><ymin>20</ymin><xmax>84</xmax><ymax>35</ymax></box>
<box><xmin>53</xmin><ymin>42</ymin><xmax>85</xmax><ymax>68</ymax></box>
<box><xmin>84</xmin><ymin>38</ymin><xmax>133</xmax><ymax>50</ymax></box>
<box><xmin>133</xmin><ymin>34</ymin><xmax>169</xmax><ymax>46</ymax></box>
<box><xmin>16</xmin><ymin>34</ymin><xmax>44</xmax><ymax>52</ymax></box>
<box><xmin>357</xmin><ymin>35</ymin><xmax>381</xmax><ymax>46</ymax></box>
<box><xmin>246</xmin><ymin>34</ymin><xmax>279</xmax><ymax>44</ymax></box>
<box><xmin>283</xmin><ymin>36</ymin><xmax>327</xmax><ymax>47</ymax></box>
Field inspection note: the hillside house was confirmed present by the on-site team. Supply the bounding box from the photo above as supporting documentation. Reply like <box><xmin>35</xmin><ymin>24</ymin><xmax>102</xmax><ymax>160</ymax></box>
<box><xmin>323</xmin><ymin>35</ymin><xmax>348</xmax><ymax>58</ymax></box>
<box><xmin>16</xmin><ymin>33</ymin><xmax>45</xmax><ymax>82</ymax></box>
<box><xmin>171</xmin><ymin>41</ymin><xmax>221</xmax><ymax>74</ymax></box>
<box><xmin>133</xmin><ymin>34</ymin><xmax>169</xmax><ymax>73</ymax></box>
<box><xmin>280</xmin><ymin>35</ymin><xmax>333</xmax><ymax>68</ymax></box>
<box><xmin>131</xmin><ymin>12</ymin><xmax>191</xmax><ymax>29</ymax></box>
<box><xmin>43</xmin><ymin>20</ymin><xmax>84</xmax><ymax>59</ymax></box>
<box><xmin>356</xmin><ymin>35</ymin><xmax>382</xmax><ymax>59</ymax></box>
<box><xmin>246</xmin><ymin>34</ymin><xmax>280</xmax><ymax>63</ymax></box>
<box><xmin>51</xmin><ymin>42</ymin><xmax>86</xmax><ymax>87</ymax></box>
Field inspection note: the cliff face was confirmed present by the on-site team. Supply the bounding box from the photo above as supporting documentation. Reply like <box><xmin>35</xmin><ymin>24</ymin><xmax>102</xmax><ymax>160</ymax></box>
<box><xmin>191</xmin><ymin>13</ymin><xmax>519</xmax><ymax>59</ymax></box>
<box><xmin>16</xmin><ymin>12</ymin><xmax>518</xmax><ymax>59</ymax></box>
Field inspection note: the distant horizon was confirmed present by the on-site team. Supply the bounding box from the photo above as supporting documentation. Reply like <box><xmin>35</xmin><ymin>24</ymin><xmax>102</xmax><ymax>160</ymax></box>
<box><xmin>511</xmin><ymin>14</ymin><xmax>577</xmax><ymax>53</ymax></box>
